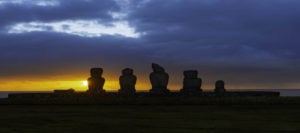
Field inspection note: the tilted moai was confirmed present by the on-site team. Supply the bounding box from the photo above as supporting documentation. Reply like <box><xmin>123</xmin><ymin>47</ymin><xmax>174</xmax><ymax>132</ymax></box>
<box><xmin>180</xmin><ymin>70</ymin><xmax>202</xmax><ymax>94</ymax></box>
<box><xmin>214</xmin><ymin>80</ymin><xmax>226</xmax><ymax>94</ymax></box>
<box><xmin>87</xmin><ymin>68</ymin><xmax>105</xmax><ymax>93</ymax></box>
<box><xmin>119</xmin><ymin>68</ymin><xmax>137</xmax><ymax>95</ymax></box>
<box><xmin>149</xmin><ymin>63</ymin><xmax>170</xmax><ymax>94</ymax></box>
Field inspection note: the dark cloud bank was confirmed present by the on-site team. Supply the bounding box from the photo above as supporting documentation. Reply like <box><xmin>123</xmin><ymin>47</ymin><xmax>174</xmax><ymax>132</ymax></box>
<box><xmin>0</xmin><ymin>0</ymin><xmax>300</xmax><ymax>89</ymax></box>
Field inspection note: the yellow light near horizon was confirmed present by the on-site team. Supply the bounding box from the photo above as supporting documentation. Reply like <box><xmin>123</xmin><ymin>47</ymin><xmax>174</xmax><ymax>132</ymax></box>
<box><xmin>0</xmin><ymin>78</ymin><xmax>180</xmax><ymax>91</ymax></box>
<box><xmin>82</xmin><ymin>81</ymin><xmax>88</xmax><ymax>86</ymax></box>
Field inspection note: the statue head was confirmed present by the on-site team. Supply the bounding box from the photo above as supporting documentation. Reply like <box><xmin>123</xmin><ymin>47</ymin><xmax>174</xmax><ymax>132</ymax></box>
<box><xmin>215</xmin><ymin>80</ymin><xmax>225</xmax><ymax>89</ymax></box>
<box><xmin>90</xmin><ymin>68</ymin><xmax>103</xmax><ymax>78</ymax></box>
<box><xmin>152</xmin><ymin>63</ymin><xmax>165</xmax><ymax>72</ymax></box>
<box><xmin>184</xmin><ymin>70</ymin><xmax>198</xmax><ymax>79</ymax></box>
<box><xmin>122</xmin><ymin>68</ymin><xmax>133</xmax><ymax>76</ymax></box>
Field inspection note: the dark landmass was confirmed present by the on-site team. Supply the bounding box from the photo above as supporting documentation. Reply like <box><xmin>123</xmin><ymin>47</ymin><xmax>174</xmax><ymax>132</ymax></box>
<box><xmin>1</xmin><ymin>91</ymin><xmax>300</xmax><ymax>133</ymax></box>
<box><xmin>2</xmin><ymin>91</ymin><xmax>300</xmax><ymax>105</ymax></box>
<box><xmin>0</xmin><ymin>105</ymin><xmax>300</xmax><ymax>133</ymax></box>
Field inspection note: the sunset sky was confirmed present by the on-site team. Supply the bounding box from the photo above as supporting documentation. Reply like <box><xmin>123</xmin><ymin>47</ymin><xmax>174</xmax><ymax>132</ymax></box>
<box><xmin>0</xmin><ymin>0</ymin><xmax>299</xmax><ymax>91</ymax></box>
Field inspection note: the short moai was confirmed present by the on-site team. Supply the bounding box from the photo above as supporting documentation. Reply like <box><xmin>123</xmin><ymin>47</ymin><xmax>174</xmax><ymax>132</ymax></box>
<box><xmin>180</xmin><ymin>70</ymin><xmax>202</xmax><ymax>95</ymax></box>
<box><xmin>214</xmin><ymin>80</ymin><xmax>226</xmax><ymax>94</ymax></box>
<box><xmin>87</xmin><ymin>68</ymin><xmax>105</xmax><ymax>93</ymax></box>
<box><xmin>149</xmin><ymin>63</ymin><xmax>170</xmax><ymax>94</ymax></box>
<box><xmin>119</xmin><ymin>68</ymin><xmax>137</xmax><ymax>95</ymax></box>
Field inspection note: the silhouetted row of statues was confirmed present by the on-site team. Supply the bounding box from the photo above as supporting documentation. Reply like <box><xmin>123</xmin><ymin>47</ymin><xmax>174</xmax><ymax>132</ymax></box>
<box><xmin>87</xmin><ymin>63</ymin><xmax>226</xmax><ymax>95</ymax></box>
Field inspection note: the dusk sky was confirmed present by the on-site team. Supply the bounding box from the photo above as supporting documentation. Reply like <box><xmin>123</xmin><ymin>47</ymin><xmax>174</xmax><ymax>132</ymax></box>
<box><xmin>0</xmin><ymin>0</ymin><xmax>299</xmax><ymax>91</ymax></box>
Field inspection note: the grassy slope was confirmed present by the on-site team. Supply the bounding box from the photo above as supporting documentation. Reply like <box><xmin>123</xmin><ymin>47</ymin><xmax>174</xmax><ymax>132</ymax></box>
<box><xmin>0</xmin><ymin>105</ymin><xmax>300</xmax><ymax>133</ymax></box>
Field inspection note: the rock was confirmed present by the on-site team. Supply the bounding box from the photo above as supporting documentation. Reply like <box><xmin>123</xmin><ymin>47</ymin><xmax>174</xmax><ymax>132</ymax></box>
<box><xmin>54</xmin><ymin>88</ymin><xmax>75</xmax><ymax>97</ymax></box>
<box><xmin>54</xmin><ymin>88</ymin><xmax>75</xmax><ymax>94</ymax></box>
<box><xmin>149</xmin><ymin>63</ymin><xmax>170</xmax><ymax>94</ymax></box>
<box><xmin>119</xmin><ymin>68</ymin><xmax>137</xmax><ymax>95</ymax></box>
<box><xmin>215</xmin><ymin>80</ymin><xmax>226</xmax><ymax>94</ymax></box>
<box><xmin>87</xmin><ymin>68</ymin><xmax>105</xmax><ymax>93</ymax></box>
<box><xmin>180</xmin><ymin>70</ymin><xmax>202</xmax><ymax>94</ymax></box>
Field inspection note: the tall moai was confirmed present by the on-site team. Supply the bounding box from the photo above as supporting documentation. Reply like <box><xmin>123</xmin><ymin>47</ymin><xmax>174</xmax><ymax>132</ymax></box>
<box><xmin>149</xmin><ymin>63</ymin><xmax>170</xmax><ymax>94</ymax></box>
<box><xmin>119</xmin><ymin>68</ymin><xmax>137</xmax><ymax>95</ymax></box>
<box><xmin>214</xmin><ymin>80</ymin><xmax>226</xmax><ymax>94</ymax></box>
<box><xmin>87</xmin><ymin>68</ymin><xmax>105</xmax><ymax>93</ymax></box>
<box><xmin>180</xmin><ymin>70</ymin><xmax>202</xmax><ymax>94</ymax></box>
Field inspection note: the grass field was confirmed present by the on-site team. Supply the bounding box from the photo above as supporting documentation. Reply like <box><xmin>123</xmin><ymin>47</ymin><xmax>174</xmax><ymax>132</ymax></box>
<box><xmin>0</xmin><ymin>105</ymin><xmax>300</xmax><ymax>133</ymax></box>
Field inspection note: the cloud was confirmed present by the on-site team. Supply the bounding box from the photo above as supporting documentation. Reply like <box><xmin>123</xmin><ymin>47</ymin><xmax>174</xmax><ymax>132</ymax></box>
<box><xmin>0</xmin><ymin>0</ymin><xmax>120</xmax><ymax>29</ymax></box>
<box><xmin>126</xmin><ymin>0</ymin><xmax>300</xmax><ymax>63</ymax></box>
<box><xmin>0</xmin><ymin>0</ymin><xmax>59</xmax><ymax>7</ymax></box>
<box><xmin>8</xmin><ymin>20</ymin><xmax>140</xmax><ymax>38</ymax></box>
<box><xmin>0</xmin><ymin>31</ymin><xmax>146</xmax><ymax>77</ymax></box>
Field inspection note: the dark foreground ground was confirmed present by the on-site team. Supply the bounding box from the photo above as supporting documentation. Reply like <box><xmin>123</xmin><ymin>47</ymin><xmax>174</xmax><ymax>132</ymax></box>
<box><xmin>0</xmin><ymin>105</ymin><xmax>299</xmax><ymax>133</ymax></box>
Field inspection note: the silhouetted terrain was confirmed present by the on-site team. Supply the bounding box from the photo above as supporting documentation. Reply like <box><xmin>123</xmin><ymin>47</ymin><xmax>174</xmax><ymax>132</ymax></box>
<box><xmin>0</xmin><ymin>105</ymin><xmax>299</xmax><ymax>133</ymax></box>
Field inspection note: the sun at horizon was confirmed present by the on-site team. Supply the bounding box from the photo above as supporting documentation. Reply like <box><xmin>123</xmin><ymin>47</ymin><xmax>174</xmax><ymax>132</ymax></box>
<box><xmin>82</xmin><ymin>81</ymin><xmax>88</xmax><ymax>86</ymax></box>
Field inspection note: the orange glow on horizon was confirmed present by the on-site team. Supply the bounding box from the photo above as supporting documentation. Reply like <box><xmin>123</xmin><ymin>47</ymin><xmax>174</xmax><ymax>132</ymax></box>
<box><xmin>0</xmin><ymin>77</ymin><xmax>298</xmax><ymax>91</ymax></box>
<box><xmin>0</xmin><ymin>78</ymin><xmax>155</xmax><ymax>91</ymax></box>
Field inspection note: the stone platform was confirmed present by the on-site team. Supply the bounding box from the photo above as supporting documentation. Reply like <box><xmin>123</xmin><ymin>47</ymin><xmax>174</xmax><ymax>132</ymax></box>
<box><xmin>7</xmin><ymin>91</ymin><xmax>280</xmax><ymax>99</ymax></box>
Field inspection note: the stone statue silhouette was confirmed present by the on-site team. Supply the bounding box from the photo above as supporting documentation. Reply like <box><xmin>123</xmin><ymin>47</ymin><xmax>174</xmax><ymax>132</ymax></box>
<box><xmin>87</xmin><ymin>68</ymin><xmax>105</xmax><ymax>93</ymax></box>
<box><xmin>119</xmin><ymin>68</ymin><xmax>136</xmax><ymax>95</ymax></box>
<box><xmin>215</xmin><ymin>80</ymin><xmax>226</xmax><ymax>94</ymax></box>
<box><xmin>180</xmin><ymin>70</ymin><xmax>202</xmax><ymax>94</ymax></box>
<box><xmin>149</xmin><ymin>63</ymin><xmax>170</xmax><ymax>94</ymax></box>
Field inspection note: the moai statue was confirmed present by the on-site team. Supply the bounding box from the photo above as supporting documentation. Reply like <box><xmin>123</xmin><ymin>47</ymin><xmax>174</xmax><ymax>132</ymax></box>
<box><xmin>214</xmin><ymin>80</ymin><xmax>226</xmax><ymax>94</ymax></box>
<box><xmin>87</xmin><ymin>68</ymin><xmax>105</xmax><ymax>93</ymax></box>
<box><xmin>149</xmin><ymin>63</ymin><xmax>170</xmax><ymax>94</ymax></box>
<box><xmin>180</xmin><ymin>70</ymin><xmax>202</xmax><ymax>94</ymax></box>
<box><xmin>119</xmin><ymin>68</ymin><xmax>137</xmax><ymax>95</ymax></box>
